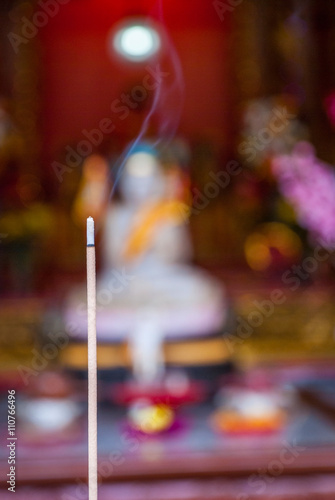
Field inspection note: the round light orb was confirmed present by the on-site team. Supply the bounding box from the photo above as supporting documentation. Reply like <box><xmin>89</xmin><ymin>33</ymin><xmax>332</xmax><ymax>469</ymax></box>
<box><xmin>112</xmin><ymin>21</ymin><xmax>161</xmax><ymax>62</ymax></box>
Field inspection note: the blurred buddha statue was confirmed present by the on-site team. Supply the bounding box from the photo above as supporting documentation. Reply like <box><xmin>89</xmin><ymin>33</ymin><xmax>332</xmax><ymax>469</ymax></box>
<box><xmin>65</xmin><ymin>141</ymin><xmax>228</xmax><ymax>382</ymax></box>
<box><xmin>102</xmin><ymin>142</ymin><xmax>192</xmax><ymax>278</ymax></box>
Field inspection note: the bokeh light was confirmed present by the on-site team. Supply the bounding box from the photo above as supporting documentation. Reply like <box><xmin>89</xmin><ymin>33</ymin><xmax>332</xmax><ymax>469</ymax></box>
<box><xmin>111</xmin><ymin>20</ymin><xmax>161</xmax><ymax>62</ymax></box>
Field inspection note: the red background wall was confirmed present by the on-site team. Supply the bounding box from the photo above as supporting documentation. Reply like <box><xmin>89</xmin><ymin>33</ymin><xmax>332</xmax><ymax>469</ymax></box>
<box><xmin>40</xmin><ymin>0</ymin><xmax>231</xmax><ymax>164</ymax></box>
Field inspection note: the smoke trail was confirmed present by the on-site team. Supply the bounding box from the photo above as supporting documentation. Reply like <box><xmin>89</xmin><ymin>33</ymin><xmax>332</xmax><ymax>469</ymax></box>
<box><xmin>109</xmin><ymin>54</ymin><xmax>163</xmax><ymax>197</ymax></box>
<box><xmin>110</xmin><ymin>0</ymin><xmax>185</xmax><ymax>198</ymax></box>
<box><xmin>152</xmin><ymin>0</ymin><xmax>185</xmax><ymax>143</ymax></box>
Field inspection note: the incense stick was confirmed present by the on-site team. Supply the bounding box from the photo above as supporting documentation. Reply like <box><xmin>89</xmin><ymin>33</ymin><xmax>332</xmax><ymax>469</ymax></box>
<box><xmin>87</xmin><ymin>216</ymin><xmax>97</xmax><ymax>500</ymax></box>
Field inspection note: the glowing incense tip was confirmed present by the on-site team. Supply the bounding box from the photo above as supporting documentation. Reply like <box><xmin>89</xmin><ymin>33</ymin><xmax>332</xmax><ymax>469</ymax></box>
<box><xmin>87</xmin><ymin>217</ymin><xmax>95</xmax><ymax>246</ymax></box>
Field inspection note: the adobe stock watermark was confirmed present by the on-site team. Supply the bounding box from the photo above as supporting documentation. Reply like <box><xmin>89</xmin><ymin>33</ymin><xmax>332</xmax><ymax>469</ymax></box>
<box><xmin>8</xmin><ymin>0</ymin><xmax>71</xmax><ymax>54</ymax></box>
<box><xmin>17</xmin><ymin>266</ymin><xmax>135</xmax><ymax>384</ymax></box>
<box><xmin>74</xmin><ymin>268</ymin><xmax>135</xmax><ymax>318</ymax></box>
<box><xmin>238</xmin><ymin>106</ymin><xmax>296</xmax><ymax>164</ymax></box>
<box><xmin>61</xmin><ymin>429</ymin><xmax>148</xmax><ymax>500</ymax></box>
<box><xmin>61</xmin><ymin>403</ymin><xmax>179</xmax><ymax>500</ymax></box>
<box><xmin>213</xmin><ymin>0</ymin><xmax>243</xmax><ymax>22</ymax></box>
<box><xmin>96</xmin><ymin>268</ymin><xmax>135</xmax><ymax>311</ymax></box>
<box><xmin>236</xmin><ymin>440</ymin><xmax>306</xmax><ymax>499</ymax></box>
<box><xmin>180</xmin><ymin>105</ymin><xmax>295</xmax><ymax>222</ymax></box>
<box><xmin>224</xmin><ymin>240</ymin><xmax>335</xmax><ymax>353</ymax></box>
<box><xmin>180</xmin><ymin>160</ymin><xmax>242</xmax><ymax>221</ymax></box>
<box><xmin>52</xmin><ymin>65</ymin><xmax>170</xmax><ymax>182</ymax></box>
<box><xmin>17</xmin><ymin>330</ymin><xmax>70</xmax><ymax>385</ymax></box>
<box><xmin>281</xmin><ymin>238</ymin><xmax>335</xmax><ymax>291</ymax></box>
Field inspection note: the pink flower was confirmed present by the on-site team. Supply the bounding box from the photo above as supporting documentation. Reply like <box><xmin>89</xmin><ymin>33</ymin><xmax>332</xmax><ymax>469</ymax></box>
<box><xmin>272</xmin><ymin>142</ymin><xmax>335</xmax><ymax>245</ymax></box>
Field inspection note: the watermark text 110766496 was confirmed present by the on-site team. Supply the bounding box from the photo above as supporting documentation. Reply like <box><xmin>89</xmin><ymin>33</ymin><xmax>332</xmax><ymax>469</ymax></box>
<box><xmin>7</xmin><ymin>390</ymin><xmax>16</xmax><ymax>493</ymax></box>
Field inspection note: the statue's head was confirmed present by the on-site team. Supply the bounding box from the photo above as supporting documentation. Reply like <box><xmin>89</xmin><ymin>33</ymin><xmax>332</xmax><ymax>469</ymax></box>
<box><xmin>120</xmin><ymin>142</ymin><xmax>166</xmax><ymax>204</ymax></box>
